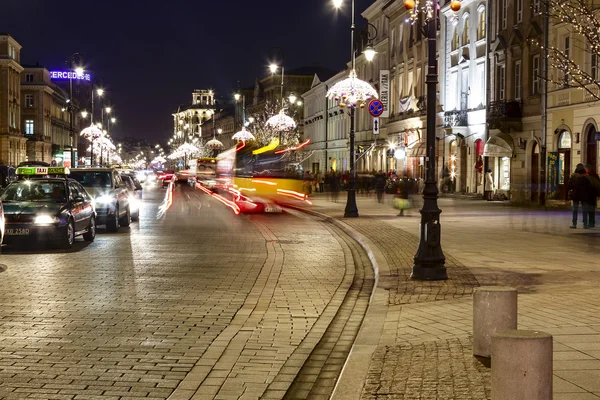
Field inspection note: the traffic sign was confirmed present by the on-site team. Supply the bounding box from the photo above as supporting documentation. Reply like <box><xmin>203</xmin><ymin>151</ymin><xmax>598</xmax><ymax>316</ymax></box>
<box><xmin>368</xmin><ymin>99</ymin><xmax>384</xmax><ymax>117</ymax></box>
<box><xmin>373</xmin><ymin>117</ymin><xmax>380</xmax><ymax>135</ymax></box>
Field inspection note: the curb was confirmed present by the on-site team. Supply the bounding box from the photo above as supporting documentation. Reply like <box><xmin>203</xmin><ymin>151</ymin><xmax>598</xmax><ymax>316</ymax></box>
<box><xmin>284</xmin><ymin>205</ymin><xmax>390</xmax><ymax>400</ymax></box>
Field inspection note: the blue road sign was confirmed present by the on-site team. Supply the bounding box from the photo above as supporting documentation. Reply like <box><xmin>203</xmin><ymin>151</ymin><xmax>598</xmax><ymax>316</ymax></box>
<box><xmin>368</xmin><ymin>99</ymin><xmax>384</xmax><ymax>117</ymax></box>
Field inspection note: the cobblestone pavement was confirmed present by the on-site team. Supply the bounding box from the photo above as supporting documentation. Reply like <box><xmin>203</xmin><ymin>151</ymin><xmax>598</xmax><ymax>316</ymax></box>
<box><xmin>0</xmin><ymin>185</ymin><xmax>362</xmax><ymax>399</ymax></box>
<box><xmin>306</xmin><ymin>193</ymin><xmax>600</xmax><ymax>400</ymax></box>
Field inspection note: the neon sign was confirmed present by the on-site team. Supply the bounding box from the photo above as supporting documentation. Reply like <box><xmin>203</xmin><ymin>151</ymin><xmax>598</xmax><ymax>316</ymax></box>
<box><xmin>49</xmin><ymin>71</ymin><xmax>91</xmax><ymax>81</ymax></box>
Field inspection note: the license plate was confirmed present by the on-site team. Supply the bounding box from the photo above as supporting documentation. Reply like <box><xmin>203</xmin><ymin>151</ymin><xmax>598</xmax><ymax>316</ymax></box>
<box><xmin>6</xmin><ymin>228</ymin><xmax>30</xmax><ymax>236</ymax></box>
<box><xmin>264</xmin><ymin>206</ymin><xmax>281</xmax><ymax>213</ymax></box>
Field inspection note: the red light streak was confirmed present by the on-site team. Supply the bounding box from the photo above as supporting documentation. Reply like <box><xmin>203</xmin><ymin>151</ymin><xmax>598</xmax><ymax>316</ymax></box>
<box><xmin>196</xmin><ymin>183</ymin><xmax>240</xmax><ymax>214</ymax></box>
<box><xmin>251</xmin><ymin>179</ymin><xmax>277</xmax><ymax>186</ymax></box>
<box><xmin>274</xmin><ymin>138</ymin><xmax>311</xmax><ymax>154</ymax></box>
<box><xmin>235</xmin><ymin>142</ymin><xmax>246</xmax><ymax>152</ymax></box>
<box><xmin>277</xmin><ymin>189</ymin><xmax>308</xmax><ymax>201</ymax></box>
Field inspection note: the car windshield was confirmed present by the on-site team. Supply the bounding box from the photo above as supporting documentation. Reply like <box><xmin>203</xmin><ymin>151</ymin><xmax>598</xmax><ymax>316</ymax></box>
<box><xmin>1</xmin><ymin>180</ymin><xmax>66</xmax><ymax>202</ymax></box>
<box><xmin>69</xmin><ymin>171</ymin><xmax>112</xmax><ymax>188</ymax></box>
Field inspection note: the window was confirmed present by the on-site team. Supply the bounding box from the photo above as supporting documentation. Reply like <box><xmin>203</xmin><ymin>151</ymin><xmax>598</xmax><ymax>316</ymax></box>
<box><xmin>501</xmin><ymin>0</ymin><xmax>507</xmax><ymax>29</ymax></box>
<box><xmin>532</xmin><ymin>55</ymin><xmax>540</xmax><ymax>95</ymax></box>
<box><xmin>25</xmin><ymin>94</ymin><xmax>34</xmax><ymax>108</ymax></box>
<box><xmin>514</xmin><ymin>61</ymin><xmax>522</xmax><ymax>99</ymax></box>
<box><xmin>25</xmin><ymin>120</ymin><xmax>34</xmax><ymax>135</ymax></box>
<box><xmin>478</xmin><ymin>8</ymin><xmax>486</xmax><ymax>40</ymax></box>
<box><xmin>26</xmin><ymin>73</ymin><xmax>34</xmax><ymax>82</ymax></box>
<box><xmin>452</xmin><ymin>28</ymin><xmax>459</xmax><ymax>51</ymax></box>
<box><xmin>592</xmin><ymin>53</ymin><xmax>598</xmax><ymax>81</ymax></box>
<box><xmin>517</xmin><ymin>0</ymin><xmax>523</xmax><ymax>22</ymax></box>
<box><xmin>462</xmin><ymin>16</ymin><xmax>470</xmax><ymax>45</ymax></box>
<box><xmin>559</xmin><ymin>131</ymin><xmax>572</xmax><ymax>148</ymax></box>
<box><xmin>533</xmin><ymin>0</ymin><xmax>541</xmax><ymax>14</ymax></box>
<box><xmin>497</xmin><ymin>65</ymin><xmax>506</xmax><ymax>100</ymax></box>
<box><xmin>391</xmin><ymin>28</ymin><xmax>396</xmax><ymax>56</ymax></box>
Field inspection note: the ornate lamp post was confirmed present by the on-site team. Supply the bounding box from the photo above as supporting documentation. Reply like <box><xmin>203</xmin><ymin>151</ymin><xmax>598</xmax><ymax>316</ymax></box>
<box><xmin>327</xmin><ymin>0</ymin><xmax>378</xmax><ymax>217</ymax></box>
<box><xmin>232</xmin><ymin>93</ymin><xmax>255</xmax><ymax>142</ymax></box>
<box><xmin>67</xmin><ymin>52</ymin><xmax>84</xmax><ymax>167</ymax></box>
<box><xmin>404</xmin><ymin>0</ymin><xmax>461</xmax><ymax>280</ymax></box>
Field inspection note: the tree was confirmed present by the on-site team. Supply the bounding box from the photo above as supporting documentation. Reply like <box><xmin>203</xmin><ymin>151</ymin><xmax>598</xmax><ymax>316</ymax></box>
<box><xmin>248</xmin><ymin>100</ymin><xmax>301</xmax><ymax>147</ymax></box>
<box><xmin>537</xmin><ymin>0</ymin><xmax>600</xmax><ymax>100</ymax></box>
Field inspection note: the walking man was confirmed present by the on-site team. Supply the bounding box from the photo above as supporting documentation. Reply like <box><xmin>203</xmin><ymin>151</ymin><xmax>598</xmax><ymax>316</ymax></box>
<box><xmin>569</xmin><ymin>163</ymin><xmax>592</xmax><ymax>229</ymax></box>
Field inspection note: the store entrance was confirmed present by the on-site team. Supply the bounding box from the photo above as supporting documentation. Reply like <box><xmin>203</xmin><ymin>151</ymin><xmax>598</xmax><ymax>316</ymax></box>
<box><xmin>557</xmin><ymin>131</ymin><xmax>572</xmax><ymax>200</ymax></box>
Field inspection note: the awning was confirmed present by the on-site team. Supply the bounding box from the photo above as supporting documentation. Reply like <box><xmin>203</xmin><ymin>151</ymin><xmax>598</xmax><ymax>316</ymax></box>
<box><xmin>408</xmin><ymin>142</ymin><xmax>426</xmax><ymax>157</ymax></box>
<box><xmin>484</xmin><ymin>133</ymin><xmax>513</xmax><ymax>158</ymax></box>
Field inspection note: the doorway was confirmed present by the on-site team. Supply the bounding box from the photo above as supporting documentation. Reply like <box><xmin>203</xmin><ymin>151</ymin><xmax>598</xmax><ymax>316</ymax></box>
<box><xmin>531</xmin><ymin>141</ymin><xmax>539</xmax><ymax>201</ymax></box>
<box><xmin>557</xmin><ymin>131</ymin><xmax>572</xmax><ymax>200</ymax></box>
<box><xmin>586</xmin><ymin>125</ymin><xmax>598</xmax><ymax>169</ymax></box>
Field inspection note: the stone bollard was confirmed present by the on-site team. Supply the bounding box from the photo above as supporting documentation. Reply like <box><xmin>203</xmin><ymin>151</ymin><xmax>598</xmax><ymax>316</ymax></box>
<box><xmin>473</xmin><ymin>286</ymin><xmax>517</xmax><ymax>358</ymax></box>
<box><xmin>491</xmin><ymin>330</ymin><xmax>553</xmax><ymax>400</ymax></box>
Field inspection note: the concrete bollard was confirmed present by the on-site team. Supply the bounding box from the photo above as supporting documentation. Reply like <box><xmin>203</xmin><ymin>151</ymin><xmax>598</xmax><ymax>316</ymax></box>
<box><xmin>491</xmin><ymin>330</ymin><xmax>553</xmax><ymax>400</ymax></box>
<box><xmin>473</xmin><ymin>286</ymin><xmax>517</xmax><ymax>358</ymax></box>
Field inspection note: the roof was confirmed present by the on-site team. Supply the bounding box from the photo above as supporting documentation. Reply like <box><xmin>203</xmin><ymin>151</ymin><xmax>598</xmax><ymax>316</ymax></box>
<box><xmin>70</xmin><ymin>168</ymin><xmax>115</xmax><ymax>172</ymax></box>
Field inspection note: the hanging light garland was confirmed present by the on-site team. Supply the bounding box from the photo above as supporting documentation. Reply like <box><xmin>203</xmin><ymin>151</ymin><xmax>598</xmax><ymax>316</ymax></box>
<box><xmin>266</xmin><ymin>109</ymin><xmax>297</xmax><ymax>132</ymax></box>
<box><xmin>232</xmin><ymin>127</ymin><xmax>255</xmax><ymax>142</ymax></box>
<box><xmin>403</xmin><ymin>0</ymin><xmax>460</xmax><ymax>23</ymax></box>
<box><xmin>327</xmin><ymin>69</ymin><xmax>378</xmax><ymax>109</ymax></box>
<box><xmin>206</xmin><ymin>138</ymin><xmax>223</xmax><ymax>150</ymax></box>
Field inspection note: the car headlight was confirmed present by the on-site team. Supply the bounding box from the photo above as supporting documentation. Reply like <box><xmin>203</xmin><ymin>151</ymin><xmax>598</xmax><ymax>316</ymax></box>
<box><xmin>34</xmin><ymin>215</ymin><xmax>58</xmax><ymax>224</ymax></box>
<box><xmin>95</xmin><ymin>195</ymin><xmax>114</xmax><ymax>204</ymax></box>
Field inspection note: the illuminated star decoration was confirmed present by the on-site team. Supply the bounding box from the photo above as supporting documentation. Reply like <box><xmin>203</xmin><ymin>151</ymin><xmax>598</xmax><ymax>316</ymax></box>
<box><xmin>232</xmin><ymin>127</ymin><xmax>255</xmax><ymax>142</ymax></box>
<box><xmin>266</xmin><ymin>109</ymin><xmax>297</xmax><ymax>132</ymax></box>
<box><xmin>326</xmin><ymin>69</ymin><xmax>378</xmax><ymax>109</ymax></box>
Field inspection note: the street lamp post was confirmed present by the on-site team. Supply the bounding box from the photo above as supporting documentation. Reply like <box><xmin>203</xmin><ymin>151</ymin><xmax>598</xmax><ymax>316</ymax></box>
<box><xmin>407</xmin><ymin>0</ymin><xmax>449</xmax><ymax>280</ymax></box>
<box><xmin>68</xmin><ymin>52</ymin><xmax>83</xmax><ymax>167</ymax></box>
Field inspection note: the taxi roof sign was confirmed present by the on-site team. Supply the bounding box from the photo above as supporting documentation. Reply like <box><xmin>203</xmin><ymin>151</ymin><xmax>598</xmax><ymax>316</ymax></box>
<box><xmin>16</xmin><ymin>166</ymin><xmax>70</xmax><ymax>176</ymax></box>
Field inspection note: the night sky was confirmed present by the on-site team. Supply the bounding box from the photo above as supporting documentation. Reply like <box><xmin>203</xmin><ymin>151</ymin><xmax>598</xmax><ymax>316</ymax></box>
<box><xmin>1</xmin><ymin>0</ymin><xmax>373</xmax><ymax>143</ymax></box>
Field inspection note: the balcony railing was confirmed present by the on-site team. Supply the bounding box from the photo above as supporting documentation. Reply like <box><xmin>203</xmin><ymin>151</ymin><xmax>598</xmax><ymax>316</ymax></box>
<box><xmin>487</xmin><ymin>100</ymin><xmax>522</xmax><ymax>121</ymax></box>
<box><xmin>444</xmin><ymin>110</ymin><xmax>468</xmax><ymax>127</ymax></box>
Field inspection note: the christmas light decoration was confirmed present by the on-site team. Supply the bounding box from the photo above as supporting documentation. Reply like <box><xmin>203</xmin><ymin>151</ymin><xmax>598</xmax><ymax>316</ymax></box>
<box><xmin>168</xmin><ymin>143</ymin><xmax>200</xmax><ymax>159</ymax></box>
<box><xmin>266</xmin><ymin>109</ymin><xmax>297</xmax><ymax>132</ymax></box>
<box><xmin>326</xmin><ymin>69</ymin><xmax>378</xmax><ymax>109</ymax></box>
<box><xmin>206</xmin><ymin>138</ymin><xmax>223</xmax><ymax>150</ymax></box>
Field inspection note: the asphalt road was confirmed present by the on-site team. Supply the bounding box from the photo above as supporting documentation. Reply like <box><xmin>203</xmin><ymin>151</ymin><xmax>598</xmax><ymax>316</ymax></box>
<box><xmin>0</xmin><ymin>183</ymin><xmax>353</xmax><ymax>399</ymax></box>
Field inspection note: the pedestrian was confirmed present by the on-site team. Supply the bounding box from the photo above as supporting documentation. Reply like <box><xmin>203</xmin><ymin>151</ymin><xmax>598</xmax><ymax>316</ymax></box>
<box><xmin>319</xmin><ymin>173</ymin><xmax>325</xmax><ymax>194</ymax></box>
<box><xmin>329</xmin><ymin>169</ymin><xmax>339</xmax><ymax>203</ymax></box>
<box><xmin>393</xmin><ymin>175</ymin><xmax>411</xmax><ymax>216</ymax></box>
<box><xmin>485</xmin><ymin>169</ymin><xmax>494</xmax><ymax>201</ymax></box>
<box><xmin>375</xmin><ymin>170</ymin><xmax>386</xmax><ymax>204</ymax></box>
<box><xmin>568</xmin><ymin>163</ymin><xmax>592</xmax><ymax>229</ymax></box>
<box><xmin>585</xmin><ymin>164</ymin><xmax>600</xmax><ymax>228</ymax></box>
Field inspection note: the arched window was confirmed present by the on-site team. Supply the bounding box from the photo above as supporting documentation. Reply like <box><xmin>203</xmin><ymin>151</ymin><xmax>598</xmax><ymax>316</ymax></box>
<box><xmin>559</xmin><ymin>131</ymin><xmax>572</xmax><ymax>149</ymax></box>
<box><xmin>451</xmin><ymin>27</ymin><xmax>459</xmax><ymax>51</ymax></box>
<box><xmin>462</xmin><ymin>15</ymin><xmax>470</xmax><ymax>45</ymax></box>
<box><xmin>477</xmin><ymin>5</ymin><xmax>486</xmax><ymax>40</ymax></box>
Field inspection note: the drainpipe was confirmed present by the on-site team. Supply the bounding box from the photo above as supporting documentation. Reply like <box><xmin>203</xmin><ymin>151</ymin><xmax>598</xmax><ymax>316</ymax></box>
<box><xmin>539</xmin><ymin>1</ymin><xmax>549</xmax><ymax>205</ymax></box>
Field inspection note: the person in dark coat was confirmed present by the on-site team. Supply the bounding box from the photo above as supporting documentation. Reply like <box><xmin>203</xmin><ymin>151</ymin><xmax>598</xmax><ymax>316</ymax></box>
<box><xmin>374</xmin><ymin>170</ymin><xmax>386</xmax><ymax>204</ymax></box>
<box><xmin>585</xmin><ymin>164</ymin><xmax>600</xmax><ymax>228</ymax></box>
<box><xmin>569</xmin><ymin>163</ymin><xmax>592</xmax><ymax>229</ymax></box>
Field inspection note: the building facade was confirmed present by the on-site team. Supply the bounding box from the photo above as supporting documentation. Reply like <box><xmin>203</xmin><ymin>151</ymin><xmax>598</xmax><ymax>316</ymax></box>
<box><xmin>172</xmin><ymin>89</ymin><xmax>216</xmax><ymax>147</ymax></box>
<box><xmin>0</xmin><ymin>34</ymin><xmax>27</xmax><ymax>166</ymax></box>
<box><xmin>21</xmin><ymin>65</ymin><xmax>72</xmax><ymax>164</ymax></box>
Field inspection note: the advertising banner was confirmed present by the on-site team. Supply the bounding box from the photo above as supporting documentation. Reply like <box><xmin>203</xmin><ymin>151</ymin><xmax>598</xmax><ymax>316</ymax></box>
<box><xmin>379</xmin><ymin>70</ymin><xmax>389</xmax><ymax>118</ymax></box>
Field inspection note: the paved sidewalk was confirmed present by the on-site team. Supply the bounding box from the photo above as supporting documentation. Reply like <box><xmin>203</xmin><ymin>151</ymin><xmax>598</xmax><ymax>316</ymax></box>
<box><xmin>302</xmin><ymin>192</ymin><xmax>600</xmax><ymax>400</ymax></box>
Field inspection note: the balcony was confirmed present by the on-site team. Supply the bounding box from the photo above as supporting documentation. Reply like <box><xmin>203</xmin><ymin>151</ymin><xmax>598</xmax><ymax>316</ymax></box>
<box><xmin>487</xmin><ymin>100</ymin><xmax>522</xmax><ymax>132</ymax></box>
<box><xmin>444</xmin><ymin>110</ymin><xmax>468</xmax><ymax>127</ymax></box>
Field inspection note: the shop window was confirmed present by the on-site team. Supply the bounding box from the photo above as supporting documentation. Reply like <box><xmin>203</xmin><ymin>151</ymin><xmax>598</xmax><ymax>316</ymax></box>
<box><xmin>499</xmin><ymin>157</ymin><xmax>511</xmax><ymax>190</ymax></box>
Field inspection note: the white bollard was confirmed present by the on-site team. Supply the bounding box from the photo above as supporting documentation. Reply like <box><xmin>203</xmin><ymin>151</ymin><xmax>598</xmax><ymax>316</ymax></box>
<box><xmin>491</xmin><ymin>330</ymin><xmax>553</xmax><ymax>400</ymax></box>
<box><xmin>473</xmin><ymin>286</ymin><xmax>517</xmax><ymax>358</ymax></box>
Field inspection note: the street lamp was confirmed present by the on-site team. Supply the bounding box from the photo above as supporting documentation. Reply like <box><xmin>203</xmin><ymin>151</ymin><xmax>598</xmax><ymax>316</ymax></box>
<box><xmin>327</xmin><ymin>0</ymin><xmax>378</xmax><ymax>217</ymax></box>
<box><xmin>81</xmin><ymin>111</ymin><xmax>88</xmax><ymax>119</ymax></box>
<box><xmin>288</xmin><ymin>93</ymin><xmax>297</xmax><ymax>104</ymax></box>
<box><xmin>364</xmin><ymin>44</ymin><xmax>376</xmax><ymax>62</ymax></box>
<box><xmin>403</xmin><ymin>0</ymin><xmax>461</xmax><ymax>280</ymax></box>
<box><xmin>67</xmin><ymin>52</ymin><xmax>83</xmax><ymax>167</ymax></box>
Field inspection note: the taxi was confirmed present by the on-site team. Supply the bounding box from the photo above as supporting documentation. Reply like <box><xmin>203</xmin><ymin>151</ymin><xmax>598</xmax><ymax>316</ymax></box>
<box><xmin>1</xmin><ymin>167</ymin><xmax>96</xmax><ymax>248</ymax></box>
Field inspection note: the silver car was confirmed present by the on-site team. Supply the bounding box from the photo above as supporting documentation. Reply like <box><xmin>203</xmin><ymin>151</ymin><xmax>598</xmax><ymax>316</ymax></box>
<box><xmin>69</xmin><ymin>168</ymin><xmax>131</xmax><ymax>232</ymax></box>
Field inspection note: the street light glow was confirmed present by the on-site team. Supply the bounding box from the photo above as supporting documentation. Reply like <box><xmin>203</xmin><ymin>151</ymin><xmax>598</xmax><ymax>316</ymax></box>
<box><xmin>97</xmin><ymin>89</ymin><xmax>104</xmax><ymax>97</ymax></box>
<box><xmin>288</xmin><ymin>94</ymin><xmax>297</xmax><ymax>104</ymax></box>
<box><xmin>111</xmin><ymin>117</ymin><xmax>116</xmax><ymax>123</ymax></box>
<box><xmin>333</xmin><ymin>0</ymin><xmax>343</xmax><ymax>8</ymax></box>
<box><xmin>81</xmin><ymin>111</ymin><xmax>88</xmax><ymax>118</ymax></box>
<box><xmin>364</xmin><ymin>45</ymin><xmax>377</xmax><ymax>62</ymax></box>
<box><xmin>75</xmin><ymin>67</ymin><xmax>84</xmax><ymax>76</ymax></box>
<box><xmin>269</xmin><ymin>64</ymin><xmax>278</xmax><ymax>74</ymax></box>
<box><xmin>217</xmin><ymin>128</ymin><xmax>223</xmax><ymax>134</ymax></box>
<box><xmin>105</xmin><ymin>107</ymin><xmax>112</xmax><ymax>114</ymax></box>
<box><xmin>248</xmin><ymin>117</ymin><xmax>255</xmax><ymax>123</ymax></box>
<box><xmin>234</xmin><ymin>93</ymin><xmax>241</xmax><ymax>101</ymax></box>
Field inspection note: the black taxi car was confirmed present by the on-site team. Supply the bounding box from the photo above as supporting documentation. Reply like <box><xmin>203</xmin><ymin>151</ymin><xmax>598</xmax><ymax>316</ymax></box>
<box><xmin>1</xmin><ymin>167</ymin><xmax>96</xmax><ymax>248</ymax></box>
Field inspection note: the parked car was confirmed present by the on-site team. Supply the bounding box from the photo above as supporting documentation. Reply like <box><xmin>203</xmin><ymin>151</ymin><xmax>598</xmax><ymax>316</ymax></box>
<box><xmin>69</xmin><ymin>168</ymin><xmax>131</xmax><ymax>232</ymax></box>
<box><xmin>0</xmin><ymin>165</ymin><xmax>16</xmax><ymax>189</ymax></box>
<box><xmin>1</xmin><ymin>166</ymin><xmax>96</xmax><ymax>248</ymax></box>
